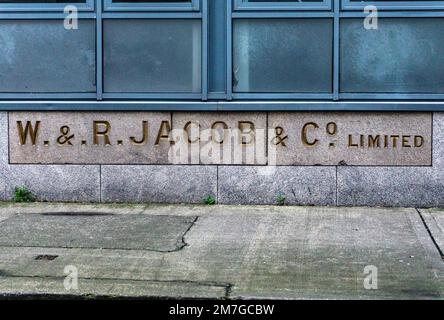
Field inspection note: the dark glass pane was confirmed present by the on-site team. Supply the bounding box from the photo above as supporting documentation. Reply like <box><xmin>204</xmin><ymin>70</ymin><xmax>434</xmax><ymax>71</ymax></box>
<box><xmin>243</xmin><ymin>0</ymin><xmax>323</xmax><ymax>2</ymax></box>
<box><xmin>0</xmin><ymin>20</ymin><xmax>95</xmax><ymax>93</ymax></box>
<box><xmin>233</xmin><ymin>19</ymin><xmax>332</xmax><ymax>93</ymax></box>
<box><xmin>341</xmin><ymin>18</ymin><xmax>444</xmax><ymax>93</ymax></box>
<box><xmin>113</xmin><ymin>0</ymin><xmax>190</xmax><ymax>3</ymax></box>
<box><xmin>348</xmin><ymin>0</ymin><xmax>441</xmax><ymax>2</ymax></box>
<box><xmin>104</xmin><ymin>19</ymin><xmax>201</xmax><ymax>93</ymax></box>
<box><xmin>0</xmin><ymin>0</ymin><xmax>84</xmax><ymax>3</ymax></box>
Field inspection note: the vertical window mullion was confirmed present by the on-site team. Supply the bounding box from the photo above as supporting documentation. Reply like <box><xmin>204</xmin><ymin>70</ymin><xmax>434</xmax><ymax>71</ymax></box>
<box><xmin>202</xmin><ymin>0</ymin><xmax>208</xmax><ymax>101</ymax></box>
<box><xmin>333</xmin><ymin>0</ymin><xmax>340</xmax><ymax>100</ymax></box>
<box><xmin>226</xmin><ymin>0</ymin><xmax>233</xmax><ymax>100</ymax></box>
<box><xmin>96</xmin><ymin>0</ymin><xmax>103</xmax><ymax>100</ymax></box>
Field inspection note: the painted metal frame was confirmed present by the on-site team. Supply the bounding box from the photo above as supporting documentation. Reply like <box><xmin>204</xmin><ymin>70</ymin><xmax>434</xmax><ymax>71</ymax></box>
<box><xmin>103</xmin><ymin>0</ymin><xmax>200</xmax><ymax>12</ymax></box>
<box><xmin>1</xmin><ymin>0</ymin><xmax>444</xmax><ymax>110</ymax></box>
<box><xmin>0</xmin><ymin>0</ymin><xmax>94</xmax><ymax>12</ymax></box>
<box><xmin>234</xmin><ymin>0</ymin><xmax>331</xmax><ymax>11</ymax></box>
<box><xmin>2</xmin><ymin>101</ymin><xmax>444</xmax><ymax>111</ymax></box>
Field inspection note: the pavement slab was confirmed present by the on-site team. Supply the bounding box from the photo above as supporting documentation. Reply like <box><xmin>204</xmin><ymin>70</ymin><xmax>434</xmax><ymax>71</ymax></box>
<box><xmin>0</xmin><ymin>213</ymin><xmax>197</xmax><ymax>251</ymax></box>
<box><xmin>0</xmin><ymin>202</ymin><xmax>147</xmax><ymax>216</ymax></box>
<box><xmin>0</xmin><ymin>203</ymin><xmax>442</xmax><ymax>299</ymax></box>
<box><xmin>0</xmin><ymin>276</ymin><xmax>228</xmax><ymax>299</ymax></box>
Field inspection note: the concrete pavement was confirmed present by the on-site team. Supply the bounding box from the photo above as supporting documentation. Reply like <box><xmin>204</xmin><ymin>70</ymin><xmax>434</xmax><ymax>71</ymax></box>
<box><xmin>0</xmin><ymin>202</ymin><xmax>443</xmax><ymax>299</ymax></box>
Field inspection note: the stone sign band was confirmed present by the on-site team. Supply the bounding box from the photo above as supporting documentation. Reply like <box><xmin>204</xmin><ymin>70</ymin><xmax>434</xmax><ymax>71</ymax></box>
<box><xmin>8</xmin><ymin>112</ymin><xmax>432</xmax><ymax>166</ymax></box>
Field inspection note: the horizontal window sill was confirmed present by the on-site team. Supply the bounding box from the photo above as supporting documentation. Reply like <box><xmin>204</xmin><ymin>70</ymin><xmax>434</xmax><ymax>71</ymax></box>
<box><xmin>1</xmin><ymin>101</ymin><xmax>444</xmax><ymax>111</ymax></box>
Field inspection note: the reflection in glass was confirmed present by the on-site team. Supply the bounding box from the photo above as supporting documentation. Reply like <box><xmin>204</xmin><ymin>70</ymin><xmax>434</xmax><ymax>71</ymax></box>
<box><xmin>104</xmin><ymin>19</ymin><xmax>201</xmax><ymax>93</ymax></box>
<box><xmin>233</xmin><ymin>19</ymin><xmax>332</xmax><ymax>93</ymax></box>
<box><xmin>341</xmin><ymin>18</ymin><xmax>444</xmax><ymax>93</ymax></box>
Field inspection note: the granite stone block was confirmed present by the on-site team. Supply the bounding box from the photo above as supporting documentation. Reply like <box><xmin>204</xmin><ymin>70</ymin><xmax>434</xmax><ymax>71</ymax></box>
<box><xmin>0</xmin><ymin>112</ymin><xmax>100</xmax><ymax>202</ymax></box>
<box><xmin>337</xmin><ymin>112</ymin><xmax>444</xmax><ymax>207</ymax></box>
<box><xmin>268</xmin><ymin>112</ymin><xmax>432</xmax><ymax>166</ymax></box>
<box><xmin>218</xmin><ymin>166</ymin><xmax>336</xmax><ymax>206</ymax></box>
<box><xmin>9</xmin><ymin>112</ymin><xmax>172</xmax><ymax>164</ymax></box>
<box><xmin>101</xmin><ymin>165</ymin><xmax>217</xmax><ymax>204</ymax></box>
<box><xmin>172</xmin><ymin>112</ymin><xmax>267</xmax><ymax>165</ymax></box>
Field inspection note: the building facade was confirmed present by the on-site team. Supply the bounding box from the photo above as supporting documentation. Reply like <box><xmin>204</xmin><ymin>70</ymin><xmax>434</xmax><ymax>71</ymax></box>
<box><xmin>0</xmin><ymin>0</ymin><xmax>443</xmax><ymax>207</ymax></box>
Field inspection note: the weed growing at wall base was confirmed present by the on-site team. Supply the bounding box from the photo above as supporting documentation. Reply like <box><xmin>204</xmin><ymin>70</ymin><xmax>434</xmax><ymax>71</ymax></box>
<box><xmin>13</xmin><ymin>186</ymin><xmax>36</xmax><ymax>203</ymax></box>
<box><xmin>203</xmin><ymin>196</ymin><xmax>216</xmax><ymax>205</ymax></box>
<box><xmin>277</xmin><ymin>195</ymin><xmax>286</xmax><ymax>206</ymax></box>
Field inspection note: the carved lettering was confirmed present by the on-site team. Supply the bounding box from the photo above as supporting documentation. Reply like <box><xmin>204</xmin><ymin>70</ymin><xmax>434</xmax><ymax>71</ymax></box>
<box><xmin>326</xmin><ymin>122</ymin><xmax>337</xmax><ymax>136</ymax></box>
<box><xmin>402</xmin><ymin>135</ymin><xmax>411</xmax><ymax>148</ymax></box>
<box><xmin>272</xmin><ymin>127</ymin><xmax>288</xmax><ymax>147</ymax></box>
<box><xmin>302</xmin><ymin>122</ymin><xmax>319</xmax><ymax>147</ymax></box>
<box><xmin>211</xmin><ymin>121</ymin><xmax>228</xmax><ymax>144</ymax></box>
<box><xmin>348</xmin><ymin>135</ymin><xmax>358</xmax><ymax>148</ymax></box>
<box><xmin>184</xmin><ymin>121</ymin><xmax>200</xmax><ymax>144</ymax></box>
<box><xmin>130</xmin><ymin>121</ymin><xmax>148</xmax><ymax>145</ymax></box>
<box><xmin>368</xmin><ymin>135</ymin><xmax>380</xmax><ymax>148</ymax></box>
<box><xmin>57</xmin><ymin>126</ymin><xmax>74</xmax><ymax>146</ymax></box>
<box><xmin>9</xmin><ymin>113</ymin><xmax>431</xmax><ymax>166</ymax></box>
<box><xmin>17</xmin><ymin>121</ymin><xmax>40</xmax><ymax>145</ymax></box>
<box><xmin>391</xmin><ymin>135</ymin><xmax>399</xmax><ymax>148</ymax></box>
<box><xmin>155</xmin><ymin>121</ymin><xmax>171</xmax><ymax>146</ymax></box>
<box><xmin>415</xmin><ymin>136</ymin><xmax>424</xmax><ymax>148</ymax></box>
<box><xmin>238</xmin><ymin>121</ymin><xmax>255</xmax><ymax>145</ymax></box>
<box><xmin>93</xmin><ymin>121</ymin><xmax>111</xmax><ymax>145</ymax></box>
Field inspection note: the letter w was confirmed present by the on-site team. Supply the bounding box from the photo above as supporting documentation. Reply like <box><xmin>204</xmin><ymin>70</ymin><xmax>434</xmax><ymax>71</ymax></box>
<box><xmin>263</xmin><ymin>305</ymin><xmax>275</xmax><ymax>315</ymax></box>
<box><xmin>17</xmin><ymin>121</ymin><xmax>40</xmax><ymax>145</ymax></box>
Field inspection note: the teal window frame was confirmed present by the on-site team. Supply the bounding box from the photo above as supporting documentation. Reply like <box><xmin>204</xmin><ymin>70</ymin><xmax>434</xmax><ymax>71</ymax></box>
<box><xmin>0</xmin><ymin>0</ymin><xmax>95</xmax><ymax>12</ymax></box>
<box><xmin>234</xmin><ymin>0</ymin><xmax>331</xmax><ymax>11</ymax></box>
<box><xmin>103</xmin><ymin>0</ymin><xmax>200</xmax><ymax>12</ymax></box>
<box><xmin>1</xmin><ymin>0</ymin><xmax>444</xmax><ymax>111</ymax></box>
<box><xmin>342</xmin><ymin>0</ymin><xmax>444</xmax><ymax>11</ymax></box>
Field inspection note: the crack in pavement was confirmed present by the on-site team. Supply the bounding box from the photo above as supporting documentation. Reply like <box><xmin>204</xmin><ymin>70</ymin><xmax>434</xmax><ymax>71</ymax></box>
<box><xmin>0</xmin><ymin>215</ymin><xmax>231</xmax><ymax>300</ymax></box>
<box><xmin>224</xmin><ymin>283</ymin><xmax>234</xmax><ymax>299</ymax></box>
<box><xmin>173</xmin><ymin>216</ymin><xmax>199</xmax><ymax>252</ymax></box>
<box><xmin>0</xmin><ymin>215</ymin><xmax>200</xmax><ymax>254</ymax></box>
<box><xmin>416</xmin><ymin>208</ymin><xmax>444</xmax><ymax>261</ymax></box>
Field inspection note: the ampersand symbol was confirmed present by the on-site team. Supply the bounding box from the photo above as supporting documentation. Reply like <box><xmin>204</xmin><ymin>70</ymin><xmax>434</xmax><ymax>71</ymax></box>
<box><xmin>57</xmin><ymin>126</ymin><xmax>74</xmax><ymax>146</ymax></box>
<box><xmin>272</xmin><ymin>126</ymin><xmax>288</xmax><ymax>147</ymax></box>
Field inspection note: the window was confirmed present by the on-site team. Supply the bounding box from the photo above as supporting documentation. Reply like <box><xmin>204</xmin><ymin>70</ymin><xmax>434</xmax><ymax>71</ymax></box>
<box><xmin>234</xmin><ymin>0</ymin><xmax>331</xmax><ymax>10</ymax></box>
<box><xmin>0</xmin><ymin>20</ymin><xmax>96</xmax><ymax>94</ymax></box>
<box><xmin>230</xmin><ymin>0</ymin><xmax>333</xmax><ymax>98</ymax></box>
<box><xmin>0</xmin><ymin>0</ymin><xmax>443</xmax><ymax>104</ymax></box>
<box><xmin>103</xmin><ymin>0</ymin><xmax>199</xmax><ymax>11</ymax></box>
<box><xmin>233</xmin><ymin>19</ymin><xmax>332</xmax><ymax>94</ymax></box>
<box><xmin>101</xmin><ymin>0</ymin><xmax>205</xmax><ymax>99</ymax></box>
<box><xmin>0</xmin><ymin>0</ymin><xmax>84</xmax><ymax>2</ymax></box>
<box><xmin>103</xmin><ymin>19</ymin><xmax>202</xmax><ymax>94</ymax></box>
<box><xmin>342</xmin><ymin>0</ymin><xmax>444</xmax><ymax>10</ymax></box>
<box><xmin>341</xmin><ymin>18</ymin><xmax>444</xmax><ymax>94</ymax></box>
<box><xmin>0</xmin><ymin>0</ymin><xmax>94</xmax><ymax>11</ymax></box>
